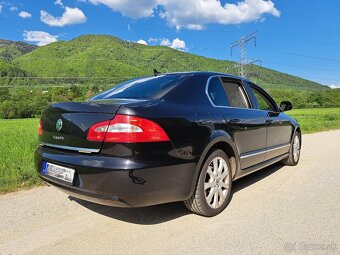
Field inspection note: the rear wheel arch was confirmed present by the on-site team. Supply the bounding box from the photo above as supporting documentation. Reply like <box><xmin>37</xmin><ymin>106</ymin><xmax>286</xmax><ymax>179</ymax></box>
<box><xmin>187</xmin><ymin>133</ymin><xmax>240</xmax><ymax>200</ymax></box>
<box><xmin>185</xmin><ymin>149</ymin><xmax>232</xmax><ymax>216</ymax></box>
<box><xmin>204</xmin><ymin>141</ymin><xmax>238</xmax><ymax>178</ymax></box>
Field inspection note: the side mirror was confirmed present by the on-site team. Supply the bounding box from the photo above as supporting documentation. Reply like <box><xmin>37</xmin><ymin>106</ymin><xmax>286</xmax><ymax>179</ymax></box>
<box><xmin>280</xmin><ymin>101</ymin><xmax>293</xmax><ymax>112</ymax></box>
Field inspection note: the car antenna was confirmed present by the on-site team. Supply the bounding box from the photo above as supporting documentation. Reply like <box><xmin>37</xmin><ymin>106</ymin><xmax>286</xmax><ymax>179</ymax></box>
<box><xmin>153</xmin><ymin>69</ymin><xmax>161</xmax><ymax>76</ymax></box>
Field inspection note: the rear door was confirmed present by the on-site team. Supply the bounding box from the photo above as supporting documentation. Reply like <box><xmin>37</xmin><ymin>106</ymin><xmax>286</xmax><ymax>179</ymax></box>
<box><xmin>248</xmin><ymin>84</ymin><xmax>293</xmax><ymax>160</ymax></box>
<box><xmin>206</xmin><ymin>76</ymin><xmax>267</xmax><ymax>169</ymax></box>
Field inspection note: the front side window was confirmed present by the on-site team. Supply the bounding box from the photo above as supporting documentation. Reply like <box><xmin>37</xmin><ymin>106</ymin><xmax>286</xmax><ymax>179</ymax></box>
<box><xmin>250</xmin><ymin>85</ymin><xmax>276</xmax><ymax>111</ymax></box>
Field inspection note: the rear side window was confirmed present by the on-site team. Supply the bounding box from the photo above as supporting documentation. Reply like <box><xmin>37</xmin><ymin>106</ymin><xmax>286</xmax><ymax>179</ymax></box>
<box><xmin>221</xmin><ymin>79</ymin><xmax>250</xmax><ymax>108</ymax></box>
<box><xmin>207</xmin><ymin>77</ymin><xmax>228</xmax><ymax>106</ymax></box>
<box><xmin>91</xmin><ymin>74</ymin><xmax>187</xmax><ymax>100</ymax></box>
<box><xmin>207</xmin><ymin>77</ymin><xmax>250</xmax><ymax>108</ymax></box>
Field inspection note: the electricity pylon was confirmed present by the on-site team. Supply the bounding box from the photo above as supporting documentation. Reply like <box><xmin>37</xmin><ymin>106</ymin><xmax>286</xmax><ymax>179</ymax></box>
<box><xmin>230</xmin><ymin>32</ymin><xmax>259</xmax><ymax>78</ymax></box>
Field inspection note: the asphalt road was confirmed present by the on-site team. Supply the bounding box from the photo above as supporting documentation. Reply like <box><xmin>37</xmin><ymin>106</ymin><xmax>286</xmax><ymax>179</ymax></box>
<box><xmin>0</xmin><ymin>130</ymin><xmax>339</xmax><ymax>255</ymax></box>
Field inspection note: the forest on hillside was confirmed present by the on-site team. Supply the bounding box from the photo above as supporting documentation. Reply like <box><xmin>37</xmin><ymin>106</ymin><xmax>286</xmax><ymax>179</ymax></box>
<box><xmin>0</xmin><ymin>35</ymin><xmax>339</xmax><ymax>119</ymax></box>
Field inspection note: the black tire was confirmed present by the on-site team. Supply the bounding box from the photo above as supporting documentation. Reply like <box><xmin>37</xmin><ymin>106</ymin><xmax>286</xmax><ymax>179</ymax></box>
<box><xmin>184</xmin><ymin>149</ymin><xmax>232</xmax><ymax>217</ymax></box>
<box><xmin>282</xmin><ymin>131</ymin><xmax>301</xmax><ymax>166</ymax></box>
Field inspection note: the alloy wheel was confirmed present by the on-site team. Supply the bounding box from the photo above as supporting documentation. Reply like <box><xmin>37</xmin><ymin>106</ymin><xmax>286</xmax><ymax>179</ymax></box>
<box><xmin>204</xmin><ymin>157</ymin><xmax>230</xmax><ymax>209</ymax></box>
<box><xmin>293</xmin><ymin>135</ymin><xmax>300</xmax><ymax>162</ymax></box>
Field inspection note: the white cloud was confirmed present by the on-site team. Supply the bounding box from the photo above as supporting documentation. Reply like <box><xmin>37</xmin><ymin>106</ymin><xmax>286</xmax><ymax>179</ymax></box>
<box><xmin>18</xmin><ymin>11</ymin><xmax>32</xmax><ymax>19</ymax></box>
<box><xmin>0</xmin><ymin>5</ymin><xmax>3</xmax><ymax>13</ymax></box>
<box><xmin>10</xmin><ymin>6</ymin><xmax>18</xmax><ymax>12</ymax></box>
<box><xmin>23</xmin><ymin>31</ymin><xmax>58</xmax><ymax>46</ymax></box>
<box><xmin>160</xmin><ymin>38</ymin><xmax>170</xmax><ymax>46</ymax></box>
<box><xmin>55</xmin><ymin>0</ymin><xmax>64</xmax><ymax>7</ymax></box>
<box><xmin>40</xmin><ymin>7</ymin><xmax>87</xmax><ymax>27</ymax></box>
<box><xmin>159</xmin><ymin>38</ymin><xmax>187</xmax><ymax>50</ymax></box>
<box><xmin>89</xmin><ymin>0</ymin><xmax>156</xmax><ymax>18</ymax></box>
<box><xmin>329</xmin><ymin>85</ymin><xmax>340</xmax><ymax>89</ymax></box>
<box><xmin>170</xmin><ymin>38</ymin><xmax>186</xmax><ymax>50</ymax></box>
<box><xmin>87</xmin><ymin>0</ymin><xmax>280</xmax><ymax>29</ymax></box>
<box><xmin>136</xmin><ymin>39</ymin><xmax>147</xmax><ymax>45</ymax></box>
<box><xmin>186</xmin><ymin>24</ymin><xmax>204</xmax><ymax>30</ymax></box>
<box><xmin>148</xmin><ymin>37</ymin><xmax>158</xmax><ymax>44</ymax></box>
<box><xmin>157</xmin><ymin>0</ymin><xmax>280</xmax><ymax>30</ymax></box>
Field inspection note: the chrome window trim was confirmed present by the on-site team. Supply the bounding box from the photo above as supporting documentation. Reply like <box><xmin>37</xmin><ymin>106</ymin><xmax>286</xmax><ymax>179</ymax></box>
<box><xmin>240</xmin><ymin>143</ymin><xmax>291</xmax><ymax>159</ymax></box>
<box><xmin>40</xmin><ymin>143</ymin><xmax>99</xmax><ymax>154</ymax></box>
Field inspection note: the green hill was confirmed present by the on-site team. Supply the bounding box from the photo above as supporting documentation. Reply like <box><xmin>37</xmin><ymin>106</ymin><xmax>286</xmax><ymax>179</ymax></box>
<box><xmin>0</xmin><ymin>39</ymin><xmax>37</xmax><ymax>62</ymax></box>
<box><xmin>0</xmin><ymin>40</ymin><xmax>34</xmax><ymax>84</ymax></box>
<box><xmin>0</xmin><ymin>60</ymin><xmax>30</xmax><ymax>86</ymax></box>
<box><xmin>0</xmin><ymin>34</ymin><xmax>338</xmax><ymax>119</ymax></box>
<box><xmin>14</xmin><ymin>35</ymin><xmax>327</xmax><ymax>91</ymax></box>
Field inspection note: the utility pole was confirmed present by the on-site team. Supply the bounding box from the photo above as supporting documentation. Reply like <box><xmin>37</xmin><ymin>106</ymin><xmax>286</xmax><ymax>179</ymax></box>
<box><xmin>230</xmin><ymin>32</ymin><xmax>258</xmax><ymax>78</ymax></box>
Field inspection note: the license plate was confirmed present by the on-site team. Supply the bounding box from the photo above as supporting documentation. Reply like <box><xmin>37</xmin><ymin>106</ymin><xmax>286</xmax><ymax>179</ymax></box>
<box><xmin>42</xmin><ymin>162</ymin><xmax>75</xmax><ymax>183</ymax></box>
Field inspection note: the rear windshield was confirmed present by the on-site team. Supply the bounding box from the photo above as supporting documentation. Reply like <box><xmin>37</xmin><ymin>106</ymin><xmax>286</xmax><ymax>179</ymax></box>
<box><xmin>90</xmin><ymin>74</ymin><xmax>188</xmax><ymax>100</ymax></box>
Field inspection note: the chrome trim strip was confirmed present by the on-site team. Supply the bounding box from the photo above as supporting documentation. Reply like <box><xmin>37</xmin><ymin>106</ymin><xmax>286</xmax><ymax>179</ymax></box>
<box><xmin>266</xmin><ymin>143</ymin><xmax>290</xmax><ymax>153</ymax></box>
<box><xmin>240</xmin><ymin>143</ymin><xmax>291</xmax><ymax>159</ymax></box>
<box><xmin>237</xmin><ymin>153</ymin><xmax>289</xmax><ymax>177</ymax></box>
<box><xmin>40</xmin><ymin>143</ymin><xmax>99</xmax><ymax>153</ymax></box>
<box><xmin>240</xmin><ymin>149</ymin><xmax>266</xmax><ymax>159</ymax></box>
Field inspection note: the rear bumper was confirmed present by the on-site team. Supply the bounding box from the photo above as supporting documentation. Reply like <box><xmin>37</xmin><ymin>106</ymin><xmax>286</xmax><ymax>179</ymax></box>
<box><xmin>41</xmin><ymin>176</ymin><xmax>131</xmax><ymax>207</ymax></box>
<box><xmin>35</xmin><ymin>146</ymin><xmax>197</xmax><ymax>207</ymax></box>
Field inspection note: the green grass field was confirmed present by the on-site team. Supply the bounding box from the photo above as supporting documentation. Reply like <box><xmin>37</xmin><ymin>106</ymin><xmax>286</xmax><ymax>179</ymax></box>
<box><xmin>0</xmin><ymin>108</ymin><xmax>339</xmax><ymax>193</ymax></box>
<box><xmin>288</xmin><ymin>108</ymin><xmax>340</xmax><ymax>133</ymax></box>
<box><xmin>0</xmin><ymin>118</ymin><xmax>41</xmax><ymax>193</ymax></box>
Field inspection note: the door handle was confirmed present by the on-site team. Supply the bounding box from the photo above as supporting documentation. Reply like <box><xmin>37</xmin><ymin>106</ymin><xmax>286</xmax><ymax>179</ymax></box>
<box><xmin>266</xmin><ymin>119</ymin><xmax>274</xmax><ymax>125</ymax></box>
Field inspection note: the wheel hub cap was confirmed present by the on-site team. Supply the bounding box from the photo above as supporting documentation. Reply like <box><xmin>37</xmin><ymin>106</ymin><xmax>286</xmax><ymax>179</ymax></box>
<box><xmin>204</xmin><ymin>157</ymin><xmax>230</xmax><ymax>209</ymax></box>
<box><xmin>293</xmin><ymin>135</ymin><xmax>300</xmax><ymax>162</ymax></box>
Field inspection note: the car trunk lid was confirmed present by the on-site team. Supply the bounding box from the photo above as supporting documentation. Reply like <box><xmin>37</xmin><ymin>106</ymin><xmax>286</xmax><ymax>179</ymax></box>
<box><xmin>39</xmin><ymin>101</ymin><xmax>122</xmax><ymax>153</ymax></box>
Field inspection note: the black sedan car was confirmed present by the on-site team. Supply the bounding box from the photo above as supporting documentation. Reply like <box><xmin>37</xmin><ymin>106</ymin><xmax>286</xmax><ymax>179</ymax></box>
<box><xmin>35</xmin><ymin>72</ymin><xmax>301</xmax><ymax>217</ymax></box>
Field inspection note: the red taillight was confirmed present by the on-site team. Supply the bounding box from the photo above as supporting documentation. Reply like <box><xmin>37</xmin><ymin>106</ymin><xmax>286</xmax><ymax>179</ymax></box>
<box><xmin>38</xmin><ymin>119</ymin><xmax>43</xmax><ymax>136</ymax></box>
<box><xmin>87</xmin><ymin>120</ymin><xmax>110</xmax><ymax>142</ymax></box>
<box><xmin>87</xmin><ymin>115</ymin><xmax>170</xmax><ymax>143</ymax></box>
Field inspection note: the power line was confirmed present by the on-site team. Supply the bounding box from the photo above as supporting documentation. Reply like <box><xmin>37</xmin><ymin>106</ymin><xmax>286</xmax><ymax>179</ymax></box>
<box><xmin>71</xmin><ymin>27</ymin><xmax>340</xmax><ymax>46</ymax></box>
<box><xmin>295</xmin><ymin>76</ymin><xmax>340</xmax><ymax>83</ymax></box>
<box><xmin>0</xmin><ymin>76</ymin><xmax>135</xmax><ymax>79</ymax></box>
<box><xmin>3</xmin><ymin>73</ymin><xmax>340</xmax><ymax>87</ymax></box>
<box><xmin>257</xmin><ymin>46</ymin><xmax>340</xmax><ymax>63</ymax></box>
<box><xmin>7</xmin><ymin>39</ymin><xmax>340</xmax><ymax>63</ymax></box>
<box><xmin>18</xmin><ymin>46</ymin><xmax>340</xmax><ymax>63</ymax></box>
<box><xmin>2</xmin><ymin>69</ymin><xmax>339</xmax><ymax>84</ymax></box>
<box><xmin>262</xmin><ymin>60</ymin><xmax>339</xmax><ymax>73</ymax></box>
<box><xmin>0</xmin><ymin>84</ymin><xmax>112</xmax><ymax>88</ymax></box>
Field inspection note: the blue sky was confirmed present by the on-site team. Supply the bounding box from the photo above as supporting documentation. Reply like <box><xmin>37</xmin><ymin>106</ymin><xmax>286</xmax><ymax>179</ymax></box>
<box><xmin>0</xmin><ymin>0</ymin><xmax>339</xmax><ymax>87</ymax></box>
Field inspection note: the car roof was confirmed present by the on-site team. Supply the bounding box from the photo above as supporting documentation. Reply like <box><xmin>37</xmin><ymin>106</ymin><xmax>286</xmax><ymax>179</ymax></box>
<box><xmin>162</xmin><ymin>71</ymin><xmax>247</xmax><ymax>81</ymax></box>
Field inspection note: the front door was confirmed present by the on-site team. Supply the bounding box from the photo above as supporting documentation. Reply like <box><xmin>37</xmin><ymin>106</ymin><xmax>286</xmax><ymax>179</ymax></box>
<box><xmin>248</xmin><ymin>84</ymin><xmax>292</xmax><ymax>160</ymax></box>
